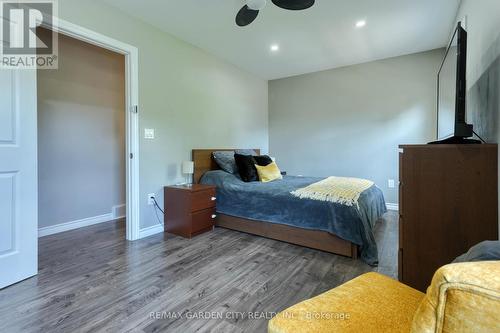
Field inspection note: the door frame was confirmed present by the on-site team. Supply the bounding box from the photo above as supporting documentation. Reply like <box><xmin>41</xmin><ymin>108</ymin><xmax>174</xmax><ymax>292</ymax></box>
<box><xmin>41</xmin><ymin>18</ymin><xmax>141</xmax><ymax>240</ymax></box>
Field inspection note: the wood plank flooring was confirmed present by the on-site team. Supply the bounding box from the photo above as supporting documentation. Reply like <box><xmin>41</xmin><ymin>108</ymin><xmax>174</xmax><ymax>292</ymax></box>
<box><xmin>0</xmin><ymin>212</ymin><xmax>398</xmax><ymax>333</ymax></box>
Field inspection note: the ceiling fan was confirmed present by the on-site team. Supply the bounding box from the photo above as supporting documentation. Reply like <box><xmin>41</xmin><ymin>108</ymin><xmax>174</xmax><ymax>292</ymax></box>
<box><xmin>236</xmin><ymin>0</ymin><xmax>315</xmax><ymax>27</ymax></box>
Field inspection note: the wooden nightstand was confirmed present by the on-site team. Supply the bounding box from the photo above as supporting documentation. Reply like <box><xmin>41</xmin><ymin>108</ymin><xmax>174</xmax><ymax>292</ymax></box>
<box><xmin>164</xmin><ymin>184</ymin><xmax>217</xmax><ymax>238</ymax></box>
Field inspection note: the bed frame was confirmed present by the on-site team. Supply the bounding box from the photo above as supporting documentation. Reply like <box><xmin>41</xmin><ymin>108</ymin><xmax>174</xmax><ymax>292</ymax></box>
<box><xmin>192</xmin><ymin>149</ymin><xmax>358</xmax><ymax>259</ymax></box>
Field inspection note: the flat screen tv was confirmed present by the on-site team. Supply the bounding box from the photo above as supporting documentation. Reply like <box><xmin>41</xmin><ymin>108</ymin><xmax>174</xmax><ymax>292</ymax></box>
<box><xmin>432</xmin><ymin>22</ymin><xmax>480</xmax><ymax>144</ymax></box>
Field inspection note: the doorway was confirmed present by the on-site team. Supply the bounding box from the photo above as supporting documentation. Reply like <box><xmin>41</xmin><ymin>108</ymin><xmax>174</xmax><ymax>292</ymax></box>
<box><xmin>37</xmin><ymin>29</ymin><xmax>127</xmax><ymax>236</ymax></box>
<box><xmin>48</xmin><ymin>19</ymin><xmax>140</xmax><ymax>241</ymax></box>
<box><xmin>0</xmin><ymin>18</ymin><xmax>139</xmax><ymax>289</ymax></box>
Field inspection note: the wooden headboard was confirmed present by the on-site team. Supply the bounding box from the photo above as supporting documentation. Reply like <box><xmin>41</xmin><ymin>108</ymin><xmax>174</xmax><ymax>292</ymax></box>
<box><xmin>192</xmin><ymin>149</ymin><xmax>261</xmax><ymax>184</ymax></box>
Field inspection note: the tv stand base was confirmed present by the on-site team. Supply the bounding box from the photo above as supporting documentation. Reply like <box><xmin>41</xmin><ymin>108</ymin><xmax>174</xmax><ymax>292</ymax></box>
<box><xmin>428</xmin><ymin>136</ymin><xmax>482</xmax><ymax>145</ymax></box>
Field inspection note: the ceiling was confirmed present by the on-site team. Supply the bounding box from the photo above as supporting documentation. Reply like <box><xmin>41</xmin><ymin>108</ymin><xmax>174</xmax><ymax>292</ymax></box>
<box><xmin>100</xmin><ymin>0</ymin><xmax>460</xmax><ymax>80</ymax></box>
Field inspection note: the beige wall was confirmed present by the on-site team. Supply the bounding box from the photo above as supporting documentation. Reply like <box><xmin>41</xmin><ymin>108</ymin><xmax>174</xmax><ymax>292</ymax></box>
<box><xmin>54</xmin><ymin>0</ymin><xmax>269</xmax><ymax>229</ymax></box>
<box><xmin>269</xmin><ymin>49</ymin><xmax>445</xmax><ymax>204</ymax></box>
<box><xmin>38</xmin><ymin>31</ymin><xmax>125</xmax><ymax>227</ymax></box>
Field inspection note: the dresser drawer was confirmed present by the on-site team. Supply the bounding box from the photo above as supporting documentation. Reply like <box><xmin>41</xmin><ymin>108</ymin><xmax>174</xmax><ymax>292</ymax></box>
<box><xmin>191</xmin><ymin>189</ymin><xmax>216</xmax><ymax>212</ymax></box>
<box><xmin>191</xmin><ymin>208</ymin><xmax>216</xmax><ymax>234</ymax></box>
<box><xmin>399</xmin><ymin>152</ymin><xmax>404</xmax><ymax>217</ymax></box>
<box><xmin>399</xmin><ymin>217</ymin><xmax>403</xmax><ymax>250</ymax></box>
<box><xmin>399</xmin><ymin>184</ymin><xmax>403</xmax><ymax>217</ymax></box>
<box><xmin>398</xmin><ymin>249</ymin><xmax>403</xmax><ymax>281</ymax></box>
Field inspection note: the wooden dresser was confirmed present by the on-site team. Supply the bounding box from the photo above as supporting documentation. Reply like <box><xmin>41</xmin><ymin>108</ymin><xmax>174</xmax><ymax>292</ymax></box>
<box><xmin>398</xmin><ymin>144</ymin><xmax>498</xmax><ymax>291</ymax></box>
<box><xmin>164</xmin><ymin>184</ymin><xmax>217</xmax><ymax>238</ymax></box>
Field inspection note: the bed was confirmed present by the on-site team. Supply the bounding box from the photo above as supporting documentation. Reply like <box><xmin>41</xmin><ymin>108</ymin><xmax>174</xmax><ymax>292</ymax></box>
<box><xmin>193</xmin><ymin>149</ymin><xmax>387</xmax><ymax>265</ymax></box>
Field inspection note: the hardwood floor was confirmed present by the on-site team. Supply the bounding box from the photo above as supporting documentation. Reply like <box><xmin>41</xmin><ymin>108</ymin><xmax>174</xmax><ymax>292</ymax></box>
<box><xmin>0</xmin><ymin>212</ymin><xmax>398</xmax><ymax>333</ymax></box>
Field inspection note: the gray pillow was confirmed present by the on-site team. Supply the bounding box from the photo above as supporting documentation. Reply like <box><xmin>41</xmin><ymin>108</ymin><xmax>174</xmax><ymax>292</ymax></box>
<box><xmin>453</xmin><ymin>241</ymin><xmax>500</xmax><ymax>263</ymax></box>
<box><xmin>212</xmin><ymin>150</ymin><xmax>257</xmax><ymax>174</ymax></box>
<box><xmin>236</xmin><ymin>149</ymin><xmax>256</xmax><ymax>156</ymax></box>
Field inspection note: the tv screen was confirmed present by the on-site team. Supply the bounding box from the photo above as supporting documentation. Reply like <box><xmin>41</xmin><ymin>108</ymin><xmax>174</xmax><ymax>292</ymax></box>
<box><xmin>436</xmin><ymin>22</ymin><xmax>472</xmax><ymax>142</ymax></box>
<box><xmin>437</xmin><ymin>36</ymin><xmax>458</xmax><ymax>140</ymax></box>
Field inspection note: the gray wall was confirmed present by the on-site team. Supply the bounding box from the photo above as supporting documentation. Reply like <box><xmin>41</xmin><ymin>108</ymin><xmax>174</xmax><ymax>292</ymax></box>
<box><xmin>455</xmin><ymin>0</ymin><xmax>500</xmax><ymax>234</ymax></box>
<box><xmin>269</xmin><ymin>49</ymin><xmax>445</xmax><ymax>204</ymax></box>
<box><xmin>38</xmin><ymin>31</ymin><xmax>126</xmax><ymax>228</ymax></box>
<box><xmin>56</xmin><ymin>0</ymin><xmax>269</xmax><ymax>229</ymax></box>
<box><xmin>456</xmin><ymin>0</ymin><xmax>500</xmax><ymax>143</ymax></box>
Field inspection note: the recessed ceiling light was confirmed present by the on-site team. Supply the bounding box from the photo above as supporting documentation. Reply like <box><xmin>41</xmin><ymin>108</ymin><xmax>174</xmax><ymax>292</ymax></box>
<box><xmin>356</xmin><ymin>20</ymin><xmax>366</xmax><ymax>28</ymax></box>
<box><xmin>270</xmin><ymin>44</ymin><xmax>280</xmax><ymax>52</ymax></box>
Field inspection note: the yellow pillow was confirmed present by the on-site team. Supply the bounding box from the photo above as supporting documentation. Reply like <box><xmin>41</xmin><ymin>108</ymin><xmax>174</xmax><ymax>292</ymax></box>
<box><xmin>255</xmin><ymin>162</ymin><xmax>283</xmax><ymax>182</ymax></box>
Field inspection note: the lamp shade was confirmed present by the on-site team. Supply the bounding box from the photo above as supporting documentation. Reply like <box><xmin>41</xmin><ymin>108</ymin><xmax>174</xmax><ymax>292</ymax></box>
<box><xmin>182</xmin><ymin>161</ymin><xmax>194</xmax><ymax>175</ymax></box>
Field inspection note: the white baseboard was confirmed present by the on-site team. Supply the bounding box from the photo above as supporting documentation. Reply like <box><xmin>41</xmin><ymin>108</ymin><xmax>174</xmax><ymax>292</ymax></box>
<box><xmin>112</xmin><ymin>204</ymin><xmax>126</xmax><ymax>219</ymax></box>
<box><xmin>38</xmin><ymin>213</ymin><xmax>116</xmax><ymax>237</ymax></box>
<box><xmin>386</xmin><ymin>203</ymin><xmax>399</xmax><ymax>211</ymax></box>
<box><xmin>139</xmin><ymin>224</ymin><xmax>164</xmax><ymax>239</ymax></box>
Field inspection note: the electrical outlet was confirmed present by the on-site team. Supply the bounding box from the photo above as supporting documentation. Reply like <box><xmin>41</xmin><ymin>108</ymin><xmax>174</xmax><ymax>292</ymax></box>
<box><xmin>147</xmin><ymin>193</ymin><xmax>156</xmax><ymax>205</ymax></box>
<box><xmin>388</xmin><ymin>179</ymin><xmax>395</xmax><ymax>188</ymax></box>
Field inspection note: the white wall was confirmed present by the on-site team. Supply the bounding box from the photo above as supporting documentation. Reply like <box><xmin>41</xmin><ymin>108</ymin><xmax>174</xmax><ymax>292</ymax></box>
<box><xmin>455</xmin><ymin>0</ymin><xmax>500</xmax><ymax>234</ymax></box>
<box><xmin>269</xmin><ymin>49</ymin><xmax>444</xmax><ymax>204</ymax></box>
<box><xmin>55</xmin><ymin>0</ymin><xmax>269</xmax><ymax>229</ymax></box>
<box><xmin>38</xmin><ymin>31</ymin><xmax>125</xmax><ymax>228</ymax></box>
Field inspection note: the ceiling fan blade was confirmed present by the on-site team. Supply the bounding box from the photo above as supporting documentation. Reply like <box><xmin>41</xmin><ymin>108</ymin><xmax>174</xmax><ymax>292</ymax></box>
<box><xmin>235</xmin><ymin>5</ymin><xmax>259</xmax><ymax>26</ymax></box>
<box><xmin>271</xmin><ymin>0</ymin><xmax>315</xmax><ymax>10</ymax></box>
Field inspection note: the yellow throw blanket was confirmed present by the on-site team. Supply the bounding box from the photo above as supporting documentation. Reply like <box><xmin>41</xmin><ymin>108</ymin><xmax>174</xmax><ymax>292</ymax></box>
<box><xmin>291</xmin><ymin>176</ymin><xmax>374</xmax><ymax>207</ymax></box>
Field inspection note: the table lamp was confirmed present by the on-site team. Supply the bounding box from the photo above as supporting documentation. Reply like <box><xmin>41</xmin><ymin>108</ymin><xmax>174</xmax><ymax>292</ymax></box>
<box><xmin>182</xmin><ymin>161</ymin><xmax>194</xmax><ymax>185</ymax></box>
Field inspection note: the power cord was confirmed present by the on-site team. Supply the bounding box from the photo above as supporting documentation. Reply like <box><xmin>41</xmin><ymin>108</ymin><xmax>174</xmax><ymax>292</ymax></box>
<box><xmin>152</xmin><ymin>197</ymin><xmax>164</xmax><ymax>214</ymax></box>
<box><xmin>473</xmin><ymin>130</ymin><xmax>487</xmax><ymax>143</ymax></box>
<box><xmin>151</xmin><ymin>196</ymin><xmax>164</xmax><ymax>225</ymax></box>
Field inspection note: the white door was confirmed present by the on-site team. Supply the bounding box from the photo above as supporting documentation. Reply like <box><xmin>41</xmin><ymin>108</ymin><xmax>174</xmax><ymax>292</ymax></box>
<box><xmin>0</xmin><ymin>67</ymin><xmax>38</xmax><ymax>289</ymax></box>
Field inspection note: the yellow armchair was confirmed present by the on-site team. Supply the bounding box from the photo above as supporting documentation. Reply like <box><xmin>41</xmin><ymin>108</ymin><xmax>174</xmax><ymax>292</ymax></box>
<box><xmin>411</xmin><ymin>261</ymin><xmax>500</xmax><ymax>333</ymax></box>
<box><xmin>268</xmin><ymin>261</ymin><xmax>500</xmax><ymax>333</ymax></box>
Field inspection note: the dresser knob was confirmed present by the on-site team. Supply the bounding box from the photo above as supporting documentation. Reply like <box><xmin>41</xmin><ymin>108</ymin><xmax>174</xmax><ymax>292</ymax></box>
<box><xmin>211</xmin><ymin>197</ymin><xmax>216</xmax><ymax>201</ymax></box>
<box><xmin>211</xmin><ymin>214</ymin><xmax>217</xmax><ymax>219</ymax></box>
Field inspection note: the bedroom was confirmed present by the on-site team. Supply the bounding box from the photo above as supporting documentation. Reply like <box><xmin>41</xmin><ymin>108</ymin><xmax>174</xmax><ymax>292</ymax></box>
<box><xmin>0</xmin><ymin>0</ymin><xmax>499</xmax><ymax>332</ymax></box>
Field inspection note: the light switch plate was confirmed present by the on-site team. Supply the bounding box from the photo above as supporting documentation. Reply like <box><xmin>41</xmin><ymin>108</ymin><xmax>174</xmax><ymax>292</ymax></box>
<box><xmin>388</xmin><ymin>179</ymin><xmax>395</xmax><ymax>188</ymax></box>
<box><xmin>144</xmin><ymin>128</ymin><xmax>155</xmax><ymax>139</ymax></box>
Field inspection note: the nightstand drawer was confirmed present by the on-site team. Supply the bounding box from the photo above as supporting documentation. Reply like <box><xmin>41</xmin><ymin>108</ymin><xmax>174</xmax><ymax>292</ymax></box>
<box><xmin>191</xmin><ymin>189</ymin><xmax>216</xmax><ymax>212</ymax></box>
<box><xmin>192</xmin><ymin>208</ymin><xmax>216</xmax><ymax>234</ymax></box>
